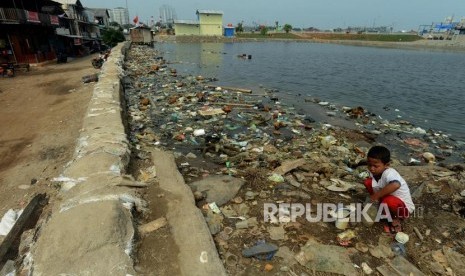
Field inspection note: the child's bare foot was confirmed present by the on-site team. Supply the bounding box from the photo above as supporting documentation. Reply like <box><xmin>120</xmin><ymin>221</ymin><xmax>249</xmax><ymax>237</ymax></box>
<box><xmin>383</xmin><ymin>219</ymin><xmax>403</xmax><ymax>234</ymax></box>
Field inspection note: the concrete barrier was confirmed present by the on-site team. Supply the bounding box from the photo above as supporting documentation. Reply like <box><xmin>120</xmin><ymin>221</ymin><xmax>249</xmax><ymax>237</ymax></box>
<box><xmin>31</xmin><ymin>42</ymin><xmax>139</xmax><ymax>275</ymax></box>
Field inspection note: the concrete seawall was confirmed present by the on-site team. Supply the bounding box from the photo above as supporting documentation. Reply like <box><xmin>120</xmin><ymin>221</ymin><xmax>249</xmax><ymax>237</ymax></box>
<box><xmin>31</xmin><ymin>42</ymin><xmax>139</xmax><ymax>275</ymax></box>
<box><xmin>29</xmin><ymin>42</ymin><xmax>226</xmax><ymax>275</ymax></box>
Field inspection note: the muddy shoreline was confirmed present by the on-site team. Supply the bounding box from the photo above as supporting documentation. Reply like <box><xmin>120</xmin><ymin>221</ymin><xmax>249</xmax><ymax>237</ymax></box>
<box><xmin>125</xmin><ymin>44</ymin><xmax>465</xmax><ymax>275</ymax></box>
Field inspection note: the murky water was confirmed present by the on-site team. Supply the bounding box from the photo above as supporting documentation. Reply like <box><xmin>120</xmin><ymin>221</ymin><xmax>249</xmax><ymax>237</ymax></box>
<box><xmin>155</xmin><ymin>41</ymin><xmax>465</xmax><ymax>140</ymax></box>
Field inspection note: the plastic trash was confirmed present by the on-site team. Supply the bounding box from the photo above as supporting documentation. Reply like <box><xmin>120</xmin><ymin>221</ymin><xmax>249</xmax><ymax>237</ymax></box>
<box><xmin>193</xmin><ymin>129</ymin><xmax>206</xmax><ymax>136</ymax></box>
<box><xmin>321</xmin><ymin>135</ymin><xmax>336</xmax><ymax>148</ymax></box>
<box><xmin>391</xmin><ymin>242</ymin><xmax>407</xmax><ymax>256</ymax></box>
<box><xmin>242</xmin><ymin>241</ymin><xmax>278</xmax><ymax>260</ymax></box>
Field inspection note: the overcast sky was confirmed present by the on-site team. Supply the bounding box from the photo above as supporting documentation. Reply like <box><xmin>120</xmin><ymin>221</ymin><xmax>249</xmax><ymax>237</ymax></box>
<box><xmin>82</xmin><ymin>0</ymin><xmax>464</xmax><ymax>30</ymax></box>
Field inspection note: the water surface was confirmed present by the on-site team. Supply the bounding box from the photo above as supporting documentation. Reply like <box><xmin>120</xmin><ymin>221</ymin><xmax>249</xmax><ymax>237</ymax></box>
<box><xmin>156</xmin><ymin>41</ymin><xmax>465</xmax><ymax>139</ymax></box>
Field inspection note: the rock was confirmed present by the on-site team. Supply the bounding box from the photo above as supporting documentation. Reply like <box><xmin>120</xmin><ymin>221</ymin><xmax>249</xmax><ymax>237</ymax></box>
<box><xmin>206</xmin><ymin>212</ymin><xmax>223</xmax><ymax>235</ymax></box>
<box><xmin>293</xmin><ymin>172</ymin><xmax>306</xmax><ymax>182</ymax></box>
<box><xmin>268</xmin><ymin>225</ymin><xmax>286</xmax><ymax>240</ymax></box>
<box><xmin>285</xmin><ymin>175</ymin><xmax>301</xmax><ymax>188</ymax></box>
<box><xmin>189</xmin><ymin>175</ymin><xmax>245</xmax><ymax>206</ymax></box>
<box><xmin>235</xmin><ymin>220</ymin><xmax>249</xmax><ymax>229</ymax></box>
<box><xmin>295</xmin><ymin>239</ymin><xmax>357</xmax><ymax>275</ymax></box>
<box><xmin>264</xmin><ymin>264</ymin><xmax>273</xmax><ymax>272</ymax></box>
<box><xmin>361</xmin><ymin>262</ymin><xmax>373</xmax><ymax>275</ymax></box>
<box><xmin>355</xmin><ymin>242</ymin><xmax>369</xmax><ymax>253</ymax></box>
<box><xmin>461</xmin><ymin>190</ymin><xmax>465</xmax><ymax>197</ymax></box>
<box><xmin>233</xmin><ymin>203</ymin><xmax>250</xmax><ymax>217</ymax></box>
<box><xmin>246</xmin><ymin>217</ymin><xmax>258</xmax><ymax>227</ymax></box>
<box><xmin>275</xmin><ymin>246</ymin><xmax>297</xmax><ymax>266</ymax></box>
<box><xmin>220</xmin><ymin>206</ymin><xmax>237</xmax><ymax>218</ymax></box>
<box><xmin>186</xmin><ymin>152</ymin><xmax>197</xmax><ymax>159</ymax></box>
<box><xmin>369</xmin><ymin>244</ymin><xmax>394</xmax><ymax>259</ymax></box>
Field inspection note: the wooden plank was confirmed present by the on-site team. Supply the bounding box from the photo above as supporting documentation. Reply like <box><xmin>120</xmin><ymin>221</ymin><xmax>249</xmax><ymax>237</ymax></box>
<box><xmin>0</xmin><ymin>193</ymin><xmax>46</xmax><ymax>263</ymax></box>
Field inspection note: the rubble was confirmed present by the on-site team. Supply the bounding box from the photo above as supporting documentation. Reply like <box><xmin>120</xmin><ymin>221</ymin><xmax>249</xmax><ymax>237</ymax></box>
<box><xmin>123</xmin><ymin>44</ymin><xmax>465</xmax><ymax>275</ymax></box>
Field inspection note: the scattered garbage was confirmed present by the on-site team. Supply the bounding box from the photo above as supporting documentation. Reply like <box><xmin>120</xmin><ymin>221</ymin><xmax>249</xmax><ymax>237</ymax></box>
<box><xmin>336</xmin><ymin>229</ymin><xmax>356</xmax><ymax>246</ymax></box>
<box><xmin>123</xmin><ymin>44</ymin><xmax>465</xmax><ymax>276</ymax></box>
<box><xmin>242</xmin><ymin>241</ymin><xmax>278</xmax><ymax>260</ymax></box>
<box><xmin>395</xmin><ymin>232</ymin><xmax>409</xmax><ymax>244</ymax></box>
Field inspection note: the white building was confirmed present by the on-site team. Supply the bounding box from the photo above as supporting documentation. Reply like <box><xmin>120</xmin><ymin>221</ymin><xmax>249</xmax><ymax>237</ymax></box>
<box><xmin>109</xmin><ymin>7</ymin><xmax>129</xmax><ymax>26</ymax></box>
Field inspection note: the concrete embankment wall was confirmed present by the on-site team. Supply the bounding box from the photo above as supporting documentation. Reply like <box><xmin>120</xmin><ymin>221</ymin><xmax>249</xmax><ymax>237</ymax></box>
<box><xmin>30</xmin><ymin>41</ymin><xmax>227</xmax><ymax>276</ymax></box>
<box><xmin>31</xmin><ymin>42</ymin><xmax>139</xmax><ymax>275</ymax></box>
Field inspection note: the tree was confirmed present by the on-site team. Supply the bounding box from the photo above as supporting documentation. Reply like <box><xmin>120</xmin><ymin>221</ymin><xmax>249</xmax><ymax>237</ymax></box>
<box><xmin>235</xmin><ymin>22</ymin><xmax>244</xmax><ymax>33</ymax></box>
<box><xmin>260</xmin><ymin>25</ymin><xmax>268</xmax><ymax>35</ymax></box>
<box><xmin>102</xmin><ymin>28</ymin><xmax>125</xmax><ymax>47</ymax></box>
<box><xmin>109</xmin><ymin>21</ymin><xmax>121</xmax><ymax>30</ymax></box>
<box><xmin>283</xmin><ymin>24</ymin><xmax>292</xmax><ymax>33</ymax></box>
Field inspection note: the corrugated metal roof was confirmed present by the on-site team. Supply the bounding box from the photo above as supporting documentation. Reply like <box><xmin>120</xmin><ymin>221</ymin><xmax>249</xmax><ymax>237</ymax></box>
<box><xmin>197</xmin><ymin>10</ymin><xmax>223</xmax><ymax>15</ymax></box>
<box><xmin>174</xmin><ymin>20</ymin><xmax>200</xmax><ymax>25</ymax></box>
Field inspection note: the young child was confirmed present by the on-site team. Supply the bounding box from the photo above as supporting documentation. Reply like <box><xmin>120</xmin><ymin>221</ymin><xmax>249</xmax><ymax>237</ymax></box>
<box><xmin>364</xmin><ymin>145</ymin><xmax>415</xmax><ymax>233</ymax></box>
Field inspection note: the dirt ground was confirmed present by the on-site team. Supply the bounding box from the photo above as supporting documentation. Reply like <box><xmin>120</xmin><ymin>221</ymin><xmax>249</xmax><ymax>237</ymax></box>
<box><xmin>0</xmin><ymin>56</ymin><xmax>98</xmax><ymax>218</ymax></box>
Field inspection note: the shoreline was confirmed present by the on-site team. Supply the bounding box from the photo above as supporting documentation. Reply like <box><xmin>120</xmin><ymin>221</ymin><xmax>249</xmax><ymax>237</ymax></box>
<box><xmin>155</xmin><ymin>35</ymin><xmax>465</xmax><ymax>52</ymax></box>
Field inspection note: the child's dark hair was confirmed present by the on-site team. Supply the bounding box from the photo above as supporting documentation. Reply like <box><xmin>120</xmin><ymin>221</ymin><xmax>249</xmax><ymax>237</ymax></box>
<box><xmin>367</xmin><ymin>146</ymin><xmax>390</xmax><ymax>164</ymax></box>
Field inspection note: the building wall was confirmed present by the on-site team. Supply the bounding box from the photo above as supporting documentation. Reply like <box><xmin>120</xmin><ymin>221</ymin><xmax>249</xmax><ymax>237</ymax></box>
<box><xmin>109</xmin><ymin>7</ymin><xmax>128</xmax><ymax>26</ymax></box>
<box><xmin>130</xmin><ymin>29</ymin><xmax>152</xmax><ymax>43</ymax></box>
<box><xmin>198</xmin><ymin>13</ymin><xmax>222</xmax><ymax>36</ymax></box>
<box><xmin>174</xmin><ymin>24</ymin><xmax>200</xmax><ymax>35</ymax></box>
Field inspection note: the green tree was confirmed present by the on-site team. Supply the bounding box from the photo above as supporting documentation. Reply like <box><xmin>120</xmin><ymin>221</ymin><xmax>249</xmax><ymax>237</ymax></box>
<box><xmin>109</xmin><ymin>21</ymin><xmax>121</xmax><ymax>29</ymax></box>
<box><xmin>260</xmin><ymin>25</ymin><xmax>268</xmax><ymax>35</ymax></box>
<box><xmin>235</xmin><ymin>22</ymin><xmax>244</xmax><ymax>33</ymax></box>
<box><xmin>283</xmin><ymin>24</ymin><xmax>293</xmax><ymax>33</ymax></box>
<box><xmin>102</xmin><ymin>28</ymin><xmax>125</xmax><ymax>47</ymax></box>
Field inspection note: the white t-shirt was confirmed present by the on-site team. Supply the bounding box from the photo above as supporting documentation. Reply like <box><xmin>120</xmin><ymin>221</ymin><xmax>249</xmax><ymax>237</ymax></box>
<box><xmin>370</xmin><ymin>168</ymin><xmax>415</xmax><ymax>213</ymax></box>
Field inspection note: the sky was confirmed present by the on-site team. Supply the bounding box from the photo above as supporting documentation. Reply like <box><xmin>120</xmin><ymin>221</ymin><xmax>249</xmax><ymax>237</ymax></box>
<box><xmin>82</xmin><ymin>0</ymin><xmax>464</xmax><ymax>31</ymax></box>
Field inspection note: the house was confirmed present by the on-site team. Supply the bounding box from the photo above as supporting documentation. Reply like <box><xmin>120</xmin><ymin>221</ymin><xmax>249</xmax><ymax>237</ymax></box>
<box><xmin>173</xmin><ymin>20</ymin><xmax>200</xmax><ymax>36</ymax></box>
<box><xmin>130</xmin><ymin>26</ymin><xmax>153</xmax><ymax>45</ymax></box>
<box><xmin>54</xmin><ymin>0</ymin><xmax>101</xmax><ymax>53</ymax></box>
<box><xmin>174</xmin><ymin>10</ymin><xmax>223</xmax><ymax>36</ymax></box>
<box><xmin>0</xmin><ymin>0</ymin><xmax>65</xmax><ymax>64</ymax></box>
<box><xmin>197</xmin><ymin>10</ymin><xmax>223</xmax><ymax>36</ymax></box>
<box><xmin>90</xmin><ymin>8</ymin><xmax>110</xmax><ymax>28</ymax></box>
